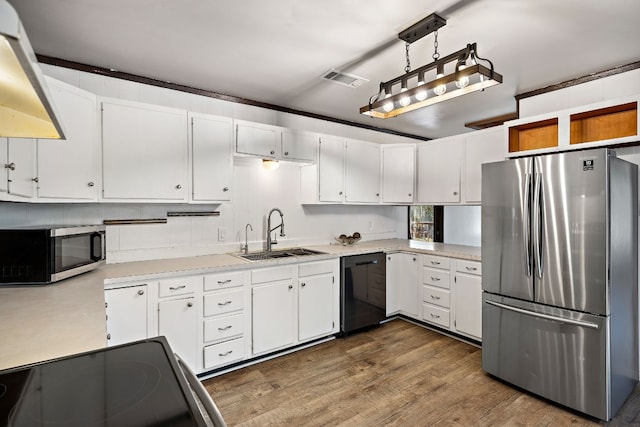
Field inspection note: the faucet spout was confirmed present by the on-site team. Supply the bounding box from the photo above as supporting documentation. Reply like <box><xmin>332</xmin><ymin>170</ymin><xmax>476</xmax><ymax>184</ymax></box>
<box><xmin>266</xmin><ymin>208</ymin><xmax>285</xmax><ymax>251</ymax></box>
<box><xmin>242</xmin><ymin>223</ymin><xmax>253</xmax><ymax>254</ymax></box>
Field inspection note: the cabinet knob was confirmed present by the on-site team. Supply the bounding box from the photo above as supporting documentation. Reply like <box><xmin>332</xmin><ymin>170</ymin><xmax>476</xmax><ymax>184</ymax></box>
<box><xmin>413</xmin><ymin>257</ymin><xmax>417</xmax><ymax>261</ymax></box>
<box><xmin>88</xmin><ymin>182</ymin><xmax>95</xmax><ymax>187</ymax></box>
<box><xmin>4</xmin><ymin>163</ymin><xmax>15</xmax><ymax>171</ymax></box>
<box><xmin>176</xmin><ymin>184</ymin><xmax>182</xmax><ymax>189</ymax></box>
<box><xmin>376</xmin><ymin>193</ymin><xmax>379</xmax><ymax>197</ymax></box>
<box><xmin>137</xmin><ymin>290</ymin><xmax>144</xmax><ymax>295</ymax></box>
<box><xmin>388</xmin><ymin>257</ymin><xmax>391</xmax><ymax>260</ymax></box>
<box><xmin>105</xmin><ymin>302</ymin><xmax>108</xmax><ymax>308</ymax></box>
<box><xmin>339</xmin><ymin>191</ymin><xmax>343</xmax><ymax>195</ymax></box>
<box><xmin>284</xmin><ymin>151</ymin><xmax>289</xmax><ymax>156</ymax></box>
<box><xmin>288</xmin><ymin>285</ymin><xmax>293</xmax><ymax>290</ymax></box>
<box><xmin>187</xmin><ymin>302</ymin><xmax>193</xmax><ymax>307</ymax></box>
<box><xmin>301</xmin><ymin>282</ymin><xmax>306</xmax><ymax>287</ymax></box>
<box><xmin>32</xmin><ymin>177</ymin><xmax>39</xmax><ymax>183</ymax></box>
<box><xmin>107</xmin><ymin>333</ymin><xmax>111</xmax><ymax>340</ymax></box>
<box><xmin>408</xmin><ymin>193</ymin><xmax>412</xmax><ymax>197</ymax></box>
<box><xmin>223</xmin><ymin>187</ymin><xmax>229</xmax><ymax>192</ymax></box>
<box><xmin>453</xmin><ymin>191</ymin><xmax>458</xmax><ymax>195</ymax></box>
<box><xmin>270</xmin><ymin>150</ymin><xmax>275</xmax><ymax>155</ymax></box>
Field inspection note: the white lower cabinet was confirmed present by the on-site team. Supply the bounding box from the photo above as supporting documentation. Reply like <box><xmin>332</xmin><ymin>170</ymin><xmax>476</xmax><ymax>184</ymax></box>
<box><xmin>386</xmin><ymin>253</ymin><xmax>419</xmax><ymax>317</ymax></box>
<box><xmin>252</xmin><ymin>279</ymin><xmax>296</xmax><ymax>355</ymax></box>
<box><xmin>298</xmin><ymin>261</ymin><xmax>336</xmax><ymax>341</ymax></box>
<box><xmin>105</xmin><ymin>284</ymin><xmax>148</xmax><ymax>346</ymax></box>
<box><xmin>204</xmin><ymin>337</ymin><xmax>246</xmax><ymax>369</ymax></box>
<box><xmin>453</xmin><ymin>260</ymin><xmax>482</xmax><ymax>340</ymax></box>
<box><xmin>158</xmin><ymin>296</ymin><xmax>198</xmax><ymax>370</ymax></box>
<box><xmin>421</xmin><ymin>255</ymin><xmax>452</xmax><ymax>329</ymax></box>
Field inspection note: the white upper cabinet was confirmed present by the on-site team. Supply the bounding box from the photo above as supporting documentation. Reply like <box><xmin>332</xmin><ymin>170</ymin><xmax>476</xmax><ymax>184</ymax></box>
<box><xmin>101</xmin><ymin>98</ymin><xmax>188</xmax><ymax>201</ymax></box>
<box><xmin>1</xmin><ymin>138</ymin><xmax>35</xmax><ymax>199</ymax></box>
<box><xmin>281</xmin><ymin>129</ymin><xmax>317</xmax><ymax>163</ymax></box>
<box><xmin>417</xmin><ymin>136</ymin><xmax>463</xmax><ymax>204</ymax></box>
<box><xmin>235</xmin><ymin>120</ymin><xmax>280</xmax><ymax>158</ymax></box>
<box><xmin>189</xmin><ymin>113</ymin><xmax>233</xmax><ymax>202</ymax></box>
<box><xmin>345</xmin><ymin>140</ymin><xmax>381</xmax><ymax>203</ymax></box>
<box><xmin>463</xmin><ymin>127</ymin><xmax>505</xmax><ymax>204</ymax></box>
<box><xmin>36</xmin><ymin>77</ymin><xmax>99</xmax><ymax>201</ymax></box>
<box><xmin>318</xmin><ymin>135</ymin><xmax>346</xmax><ymax>203</ymax></box>
<box><xmin>381</xmin><ymin>144</ymin><xmax>415</xmax><ymax>204</ymax></box>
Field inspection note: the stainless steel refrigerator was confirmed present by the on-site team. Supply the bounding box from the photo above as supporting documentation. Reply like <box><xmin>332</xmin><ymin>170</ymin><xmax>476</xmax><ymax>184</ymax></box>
<box><xmin>481</xmin><ymin>148</ymin><xmax>638</xmax><ymax>421</ymax></box>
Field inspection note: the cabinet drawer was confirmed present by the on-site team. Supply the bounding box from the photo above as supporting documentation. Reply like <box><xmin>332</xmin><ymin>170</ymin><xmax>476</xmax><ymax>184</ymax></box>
<box><xmin>203</xmin><ymin>337</ymin><xmax>245</xmax><ymax>370</ymax></box>
<box><xmin>252</xmin><ymin>265</ymin><xmax>294</xmax><ymax>284</ymax></box>
<box><xmin>422</xmin><ymin>304</ymin><xmax>450</xmax><ymax>329</ymax></box>
<box><xmin>456</xmin><ymin>259</ymin><xmax>482</xmax><ymax>276</ymax></box>
<box><xmin>158</xmin><ymin>277</ymin><xmax>199</xmax><ymax>298</ymax></box>
<box><xmin>204</xmin><ymin>271</ymin><xmax>245</xmax><ymax>291</ymax></box>
<box><xmin>423</xmin><ymin>255</ymin><xmax>450</xmax><ymax>270</ymax></box>
<box><xmin>298</xmin><ymin>260</ymin><xmax>334</xmax><ymax>277</ymax></box>
<box><xmin>423</xmin><ymin>285</ymin><xmax>450</xmax><ymax>309</ymax></box>
<box><xmin>204</xmin><ymin>313</ymin><xmax>244</xmax><ymax>343</ymax></box>
<box><xmin>423</xmin><ymin>267</ymin><xmax>450</xmax><ymax>289</ymax></box>
<box><xmin>203</xmin><ymin>289</ymin><xmax>244</xmax><ymax>316</ymax></box>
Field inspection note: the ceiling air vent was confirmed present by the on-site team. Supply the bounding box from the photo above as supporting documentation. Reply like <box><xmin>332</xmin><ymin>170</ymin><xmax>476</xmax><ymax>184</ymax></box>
<box><xmin>322</xmin><ymin>69</ymin><xmax>369</xmax><ymax>88</ymax></box>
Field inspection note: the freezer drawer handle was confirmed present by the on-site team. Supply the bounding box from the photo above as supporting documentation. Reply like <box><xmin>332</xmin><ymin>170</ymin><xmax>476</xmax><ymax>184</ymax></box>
<box><xmin>486</xmin><ymin>300</ymin><xmax>599</xmax><ymax>329</ymax></box>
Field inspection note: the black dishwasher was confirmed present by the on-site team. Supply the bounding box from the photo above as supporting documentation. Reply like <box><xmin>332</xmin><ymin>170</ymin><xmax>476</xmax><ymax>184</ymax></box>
<box><xmin>340</xmin><ymin>252</ymin><xmax>386</xmax><ymax>334</ymax></box>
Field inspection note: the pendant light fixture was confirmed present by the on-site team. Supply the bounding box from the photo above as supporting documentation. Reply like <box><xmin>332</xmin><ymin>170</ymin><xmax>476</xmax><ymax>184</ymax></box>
<box><xmin>360</xmin><ymin>13</ymin><xmax>502</xmax><ymax>119</ymax></box>
<box><xmin>0</xmin><ymin>0</ymin><xmax>66</xmax><ymax>139</ymax></box>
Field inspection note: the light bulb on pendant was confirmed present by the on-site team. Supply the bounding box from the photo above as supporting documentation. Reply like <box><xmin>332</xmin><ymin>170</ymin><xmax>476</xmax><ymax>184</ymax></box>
<box><xmin>433</xmin><ymin>63</ymin><xmax>447</xmax><ymax>96</ymax></box>
<box><xmin>382</xmin><ymin>86</ymin><xmax>394</xmax><ymax>112</ymax></box>
<box><xmin>455</xmin><ymin>61</ymin><xmax>469</xmax><ymax>89</ymax></box>
<box><xmin>398</xmin><ymin>79</ymin><xmax>410</xmax><ymax>107</ymax></box>
<box><xmin>415</xmin><ymin>72</ymin><xmax>428</xmax><ymax>101</ymax></box>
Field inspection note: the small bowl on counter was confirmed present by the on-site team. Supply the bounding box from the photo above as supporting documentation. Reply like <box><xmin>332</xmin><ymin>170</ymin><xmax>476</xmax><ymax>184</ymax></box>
<box><xmin>335</xmin><ymin>232</ymin><xmax>361</xmax><ymax>246</ymax></box>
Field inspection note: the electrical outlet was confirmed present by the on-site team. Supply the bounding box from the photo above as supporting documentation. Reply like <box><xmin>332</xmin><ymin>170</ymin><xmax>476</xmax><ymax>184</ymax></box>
<box><xmin>218</xmin><ymin>227</ymin><xmax>227</xmax><ymax>242</ymax></box>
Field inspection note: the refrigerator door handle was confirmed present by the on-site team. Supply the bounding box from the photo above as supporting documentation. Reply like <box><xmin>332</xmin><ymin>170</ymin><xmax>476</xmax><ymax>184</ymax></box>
<box><xmin>533</xmin><ymin>172</ymin><xmax>544</xmax><ymax>279</ymax></box>
<box><xmin>485</xmin><ymin>300</ymin><xmax>599</xmax><ymax>329</ymax></box>
<box><xmin>523</xmin><ymin>172</ymin><xmax>532</xmax><ymax>277</ymax></box>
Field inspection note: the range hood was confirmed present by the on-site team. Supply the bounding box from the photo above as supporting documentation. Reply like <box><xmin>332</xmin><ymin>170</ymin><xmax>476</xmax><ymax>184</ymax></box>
<box><xmin>0</xmin><ymin>0</ymin><xmax>65</xmax><ymax>139</ymax></box>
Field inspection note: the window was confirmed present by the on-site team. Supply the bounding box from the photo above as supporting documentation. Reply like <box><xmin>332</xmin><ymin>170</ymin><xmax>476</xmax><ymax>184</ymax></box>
<box><xmin>409</xmin><ymin>206</ymin><xmax>443</xmax><ymax>242</ymax></box>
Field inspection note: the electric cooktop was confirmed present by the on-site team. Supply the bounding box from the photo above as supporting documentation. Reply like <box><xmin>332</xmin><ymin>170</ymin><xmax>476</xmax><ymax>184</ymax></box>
<box><xmin>0</xmin><ymin>337</ymin><xmax>211</xmax><ymax>426</ymax></box>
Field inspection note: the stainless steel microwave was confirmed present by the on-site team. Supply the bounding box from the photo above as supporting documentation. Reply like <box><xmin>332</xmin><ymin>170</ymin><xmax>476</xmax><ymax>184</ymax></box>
<box><xmin>0</xmin><ymin>225</ymin><xmax>106</xmax><ymax>285</ymax></box>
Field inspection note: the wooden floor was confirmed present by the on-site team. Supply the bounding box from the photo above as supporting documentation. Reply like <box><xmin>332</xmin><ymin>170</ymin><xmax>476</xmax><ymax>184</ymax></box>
<box><xmin>203</xmin><ymin>320</ymin><xmax>640</xmax><ymax>426</ymax></box>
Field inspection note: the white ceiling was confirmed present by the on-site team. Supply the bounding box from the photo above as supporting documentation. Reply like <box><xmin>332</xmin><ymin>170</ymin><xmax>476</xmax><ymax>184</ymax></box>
<box><xmin>10</xmin><ymin>0</ymin><xmax>640</xmax><ymax>139</ymax></box>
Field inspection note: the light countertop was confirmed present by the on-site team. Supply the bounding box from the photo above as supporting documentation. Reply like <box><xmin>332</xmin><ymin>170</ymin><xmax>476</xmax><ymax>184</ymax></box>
<box><xmin>0</xmin><ymin>239</ymin><xmax>479</xmax><ymax>370</ymax></box>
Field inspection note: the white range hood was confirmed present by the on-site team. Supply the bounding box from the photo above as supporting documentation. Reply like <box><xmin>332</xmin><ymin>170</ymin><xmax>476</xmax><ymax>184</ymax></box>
<box><xmin>0</xmin><ymin>0</ymin><xmax>65</xmax><ymax>139</ymax></box>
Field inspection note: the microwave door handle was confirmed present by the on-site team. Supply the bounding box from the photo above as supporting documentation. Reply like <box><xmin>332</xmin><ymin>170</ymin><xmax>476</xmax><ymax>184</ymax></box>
<box><xmin>90</xmin><ymin>232</ymin><xmax>103</xmax><ymax>262</ymax></box>
<box><xmin>533</xmin><ymin>173</ymin><xmax>543</xmax><ymax>279</ymax></box>
<box><xmin>523</xmin><ymin>172</ymin><xmax>532</xmax><ymax>277</ymax></box>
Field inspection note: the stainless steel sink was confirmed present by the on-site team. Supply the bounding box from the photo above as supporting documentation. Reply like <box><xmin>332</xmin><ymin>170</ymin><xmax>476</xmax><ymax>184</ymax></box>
<box><xmin>239</xmin><ymin>248</ymin><xmax>325</xmax><ymax>261</ymax></box>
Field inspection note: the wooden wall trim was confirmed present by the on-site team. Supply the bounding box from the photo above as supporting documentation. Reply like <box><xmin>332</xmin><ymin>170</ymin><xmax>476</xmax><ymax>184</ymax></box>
<box><xmin>37</xmin><ymin>55</ymin><xmax>432</xmax><ymax>142</ymax></box>
<box><xmin>515</xmin><ymin>60</ymin><xmax>640</xmax><ymax>101</ymax></box>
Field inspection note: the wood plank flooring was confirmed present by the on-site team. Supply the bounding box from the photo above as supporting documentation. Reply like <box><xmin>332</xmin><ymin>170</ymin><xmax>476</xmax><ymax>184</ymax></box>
<box><xmin>203</xmin><ymin>320</ymin><xmax>640</xmax><ymax>426</ymax></box>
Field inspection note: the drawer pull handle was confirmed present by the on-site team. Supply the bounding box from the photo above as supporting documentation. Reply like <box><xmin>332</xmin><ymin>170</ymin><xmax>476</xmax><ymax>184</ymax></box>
<box><xmin>430</xmin><ymin>277</ymin><xmax>440</xmax><ymax>281</ymax></box>
<box><xmin>430</xmin><ymin>313</ymin><xmax>441</xmax><ymax>319</ymax></box>
<box><xmin>431</xmin><ymin>261</ymin><xmax>441</xmax><ymax>265</ymax></box>
<box><xmin>218</xmin><ymin>325</ymin><xmax>233</xmax><ymax>331</ymax></box>
<box><xmin>465</xmin><ymin>266</ymin><xmax>478</xmax><ymax>271</ymax></box>
<box><xmin>217</xmin><ymin>279</ymin><xmax>232</xmax><ymax>285</ymax></box>
<box><xmin>430</xmin><ymin>295</ymin><xmax>441</xmax><ymax>300</ymax></box>
<box><xmin>219</xmin><ymin>350</ymin><xmax>233</xmax><ymax>357</ymax></box>
<box><xmin>218</xmin><ymin>301</ymin><xmax>232</xmax><ymax>306</ymax></box>
<box><xmin>169</xmin><ymin>285</ymin><xmax>186</xmax><ymax>291</ymax></box>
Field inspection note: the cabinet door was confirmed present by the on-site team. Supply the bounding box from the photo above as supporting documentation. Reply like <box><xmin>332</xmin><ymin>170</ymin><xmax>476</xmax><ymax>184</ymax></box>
<box><xmin>190</xmin><ymin>114</ymin><xmax>233</xmax><ymax>202</ymax></box>
<box><xmin>318</xmin><ymin>136</ymin><xmax>345</xmax><ymax>202</ymax></box>
<box><xmin>7</xmin><ymin>138</ymin><xmax>35</xmax><ymax>198</ymax></box>
<box><xmin>101</xmin><ymin>99</ymin><xmax>188</xmax><ymax>201</ymax></box>
<box><xmin>235</xmin><ymin>121</ymin><xmax>280</xmax><ymax>158</ymax></box>
<box><xmin>464</xmin><ymin>128</ymin><xmax>505</xmax><ymax>203</ymax></box>
<box><xmin>345</xmin><ymin>140</ymin><xmax>380</xmax><ymax>203</ymax></box>
<box><xmin>105</xmin><ymin>285</ymin><xmax>148</xmax><ymax>346</ymax></box>
<box><xmin>0</xmin><ymin>138</ymin><xmax>7</xmax><ymax>193</ymax></box>
<box><xmin>382</xmin><ymin>144</ymin><xmax>415</xmax><ymax>203</ymax></box>
<box><xmin>158</xmin><ymin>297</ymin><xmax>197</xmax><ymax>369</ymax></box>
<box><xmin>387</xmin><ymin>253</ymin><xmax>419</xmax><ymax>317</ymax></box>
<box><xmin>417</xmin><ymin>136</ymin><xmax>463</xmax><ymax>203</ymax></box>
<box><xmin>281</xmin><ymin>129</ymin><xmax>317</xmax><ymax>162</ymax></box>
<box><xmin>454</xmin><ymin>273</ymin><xmax>482</xmax><ymax>340</ymax></box>
<box><xmin>37</xmin><ymin>78</ymin><xmax>98</xmax><ymax>200</ymax></box>
<box><xmin>299</xmin><ymin>274</ymin><xmax>334</xmax><ymax>341</ymax></box>
<box><xmin>252</xmin><ymin>281</ymin><xmax>295</xmax><ymax>354</ymax></box>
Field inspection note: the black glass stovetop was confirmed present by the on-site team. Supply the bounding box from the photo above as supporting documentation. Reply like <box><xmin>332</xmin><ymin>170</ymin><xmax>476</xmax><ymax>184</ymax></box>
<box><xmin>0</xmin><ymin>338</ymin><xmax>204</xmax><ymax>426</ymax></box>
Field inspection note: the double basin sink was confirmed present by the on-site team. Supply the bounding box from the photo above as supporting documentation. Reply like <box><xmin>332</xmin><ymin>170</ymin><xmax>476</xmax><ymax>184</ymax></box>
<box><xmin>238</xmin><ymin>248</ymin><xmax>326</xmax><ymax>261</ymax></box>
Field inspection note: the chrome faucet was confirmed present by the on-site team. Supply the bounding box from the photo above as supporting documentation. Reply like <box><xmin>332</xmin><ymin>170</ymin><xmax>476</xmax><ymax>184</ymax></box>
<box><xmin>242</xmin><ymin>223</ymin><xmax>253</xmax><ymax>254</ymax></box>
<box><xmin>266</xmin><ymin>208</ymin><xmax>285</xmax><ymax>251</ymax></box>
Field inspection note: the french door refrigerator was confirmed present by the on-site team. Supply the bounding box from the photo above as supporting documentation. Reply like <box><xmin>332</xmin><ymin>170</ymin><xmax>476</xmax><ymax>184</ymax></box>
<box><xmin>481</xmin><ymin>148</ymin><xmax>638</xmax><ymax>421</ymax></box>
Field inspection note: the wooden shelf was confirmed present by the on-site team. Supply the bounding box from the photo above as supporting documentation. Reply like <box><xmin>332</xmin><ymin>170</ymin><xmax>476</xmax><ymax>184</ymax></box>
<box><xmin>508</xmin><ymin>118</ymin><xmax>558</xmax><ymax>152</ymax></box>
<box><xmin>570</xmin><ymin>102</ymin><xmax>637</xmax><ymax>145</ymax></box>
